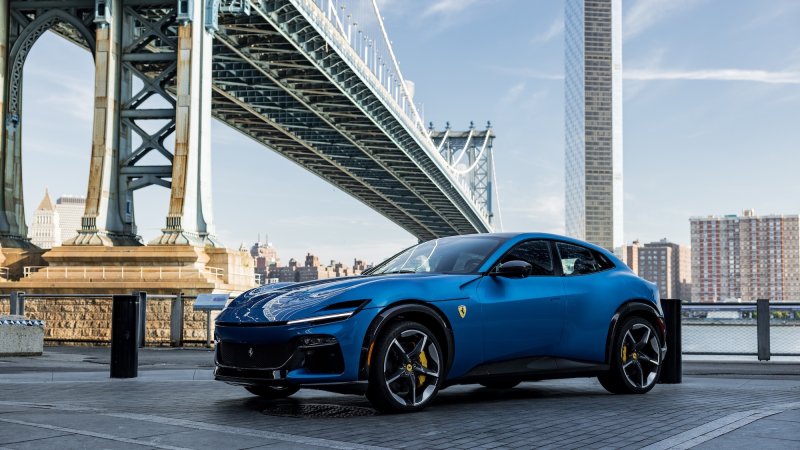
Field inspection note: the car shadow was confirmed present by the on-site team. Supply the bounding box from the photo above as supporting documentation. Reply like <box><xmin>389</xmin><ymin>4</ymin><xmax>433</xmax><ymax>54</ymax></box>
<box><xmin>214</xmin><ymin>381</ymin><xmax>611</xmax><ymax>418</ymax></box>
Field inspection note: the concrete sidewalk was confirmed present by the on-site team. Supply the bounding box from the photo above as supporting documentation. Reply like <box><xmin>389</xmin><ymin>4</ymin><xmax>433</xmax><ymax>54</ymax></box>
<box><xmin>0</xmin><ymin>348</ymin><xmax>798</xmax><ymax>449</ymax></box>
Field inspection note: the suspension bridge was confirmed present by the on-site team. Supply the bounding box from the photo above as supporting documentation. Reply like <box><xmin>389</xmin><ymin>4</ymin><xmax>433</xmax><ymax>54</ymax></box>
<box><xmin>0</xmin><ymin>0</ymin><xmax>499</xmax><ymax>290</ymax></box>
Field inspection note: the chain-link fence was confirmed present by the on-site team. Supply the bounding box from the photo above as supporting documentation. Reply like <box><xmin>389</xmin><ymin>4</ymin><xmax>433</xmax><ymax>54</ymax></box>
<box><xmin>682</xmin><ymin>302</ymin><xmax>800</xmax><ymax>357</ymax></box>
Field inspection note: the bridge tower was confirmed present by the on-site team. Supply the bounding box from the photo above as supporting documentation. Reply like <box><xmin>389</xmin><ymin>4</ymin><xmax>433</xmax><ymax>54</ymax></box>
<box><xmin>429</xmin><ymin>122</ymin><xmax>496</xmax><ymax>224</ymax></box>
<box><xmin>0</xmin><ymin>0</ymin><xmax>252</xmax><ymax>293</ymax></box>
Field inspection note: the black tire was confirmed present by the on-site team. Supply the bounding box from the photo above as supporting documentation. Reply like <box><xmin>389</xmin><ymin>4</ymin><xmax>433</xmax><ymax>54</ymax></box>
<box><xmin>479</xmin><ymin>380</ymin><xmax>521</xmax><ymax>390</ymax></box>
<box><xmin>599</xmin><ymin>316</ymin><xmax>663</xmax><ymax>394</ymax></box>
<box><xmin>366</xmin><ymin>321</ymin><xmax>444</xmax><ymax>413</ymax></box>
<box><xmin>245</xmin><ymin>385</ymin><xmax>299</xmax><ymax>399</ymax></box>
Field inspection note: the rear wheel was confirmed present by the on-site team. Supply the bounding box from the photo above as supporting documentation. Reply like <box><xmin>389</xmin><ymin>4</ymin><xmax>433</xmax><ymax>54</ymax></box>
<box><xmin>599</xmin><ymin>317</ymin><xmax>662</xmax><ymax>394</ymax></box>
<box><xmin>245</xmin><ymin>385</ymin><xmax>299</xmax><ymax>399</ymax></box>
<box><xmin>366</xmin><ymin>321</ymin><xmax>444</xmax><ymax>413</ymax></box>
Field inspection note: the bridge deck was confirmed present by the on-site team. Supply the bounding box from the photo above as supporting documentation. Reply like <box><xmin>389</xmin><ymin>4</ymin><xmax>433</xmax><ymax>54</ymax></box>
<box><xmin>209</xmin><ymin>0</ymin><xmax>491</xmax><ymax>240</ymax></box>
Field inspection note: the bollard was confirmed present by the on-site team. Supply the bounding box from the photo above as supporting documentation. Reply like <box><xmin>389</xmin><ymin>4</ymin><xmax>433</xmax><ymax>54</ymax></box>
<box><xmin>757</xmin><ymin>298</ymin><xmax>770</xmax><ymax>361</ymax></box>
<box><xmin>135</xmin><ymin>291</ymin><xmax>147</xmax><ymax>348</ymax></box>
<box><xmin>111</xmin><ymin>295</ymin><xmax>139</xmax><ymax>378</ymax></box>
<box><xmin>659</xmin><ymin>298</ymin><xmax>682</xmax><ymax>384</ymax></box>
<box><xmin>170</xmin><ymin>293</ymin><xmax>184</xmax><ymax>347</ymax></box>
<box><xmin>9</xmin><ymin>291</ymin><xmax>25</xmax><ymax>316</ymax></box>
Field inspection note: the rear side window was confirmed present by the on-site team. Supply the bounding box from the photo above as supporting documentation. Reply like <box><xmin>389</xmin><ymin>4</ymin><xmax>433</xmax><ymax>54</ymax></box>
<box><xmin>556</xmin><ymin>242</ymin><xmax>612</xmax><ymax>276</ymax></box>
<box><xmin>593</xmin><ymin>250</ymin><xmax>616</xmax><ymax>271</ymax></box>
<box><xmin>500</xmin><ymin>240</ymin><xmax>554</xmax><ymax>276</ymax></box>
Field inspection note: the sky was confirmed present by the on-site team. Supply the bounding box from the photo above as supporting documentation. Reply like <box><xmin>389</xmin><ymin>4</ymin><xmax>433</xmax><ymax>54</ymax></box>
<box><xmin>20</xmin><ymin>0</ymin><xmax>800</xmax><ymax>265</ymax></box>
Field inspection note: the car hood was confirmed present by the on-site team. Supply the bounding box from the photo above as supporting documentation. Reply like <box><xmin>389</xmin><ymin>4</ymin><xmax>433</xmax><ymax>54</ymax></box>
<box><xmin>216</xmin><ymin>273</ymin><xmax>477</xmax><ymax>324</ymax></box>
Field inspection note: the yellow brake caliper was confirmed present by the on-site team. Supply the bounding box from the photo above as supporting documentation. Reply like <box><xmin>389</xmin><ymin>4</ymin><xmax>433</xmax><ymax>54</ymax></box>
<box><xmin>622</xmin><ymin>345</ymin><xmax>628</xmax><ymax>363</ymax></box>
<box><xmin>418</xmin><ymin>350</ymin><xmax>428</xmax><ymax>386</ymax></box>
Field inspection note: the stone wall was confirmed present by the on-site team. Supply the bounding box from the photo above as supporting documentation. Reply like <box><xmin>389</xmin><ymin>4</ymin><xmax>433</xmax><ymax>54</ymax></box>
<box><xmin>11</xmin><ymin>297</ymin><xmax>219</xmax><ymax>346</ymax></box>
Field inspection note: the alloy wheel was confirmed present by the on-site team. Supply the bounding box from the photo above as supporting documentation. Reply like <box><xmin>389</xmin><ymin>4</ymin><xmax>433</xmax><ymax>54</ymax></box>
<box><xmin>620</xmin><ymin>323</ymin><xmax>660</xmax><ymax>389</ymax></box>
<box><xmin>382</xmin><ymin>329</ymin><xmax>441</xmax><ymax>407</ymax></box>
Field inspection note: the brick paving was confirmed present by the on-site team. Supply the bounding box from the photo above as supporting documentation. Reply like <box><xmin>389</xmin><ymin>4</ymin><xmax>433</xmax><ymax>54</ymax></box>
<box><xmin>0</xmin><ymin>350</ymin><xmax>799</xmax><ymax>449</ymax></box>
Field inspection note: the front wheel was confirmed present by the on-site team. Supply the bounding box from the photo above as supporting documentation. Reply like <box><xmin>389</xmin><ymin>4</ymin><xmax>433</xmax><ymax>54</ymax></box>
<box><xmin>598</xmin><ymin>317</ymin><xmax>663</xmax><ymax>394</ymax></box>
<box><xmin>366</xmin><ymin>321</ymin><xmax>444</xmax><ymax>413</ymax></box>
<box><xmin>245</xmin><ymin>385</ymin><xmax>299</xmax><ymax>399</ymax></box>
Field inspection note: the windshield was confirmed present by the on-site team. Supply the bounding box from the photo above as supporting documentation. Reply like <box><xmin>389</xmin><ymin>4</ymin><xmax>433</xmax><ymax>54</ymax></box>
<box><xmin>369</xmin><ymin>236</ymin><xmax>504</xmax><ymax>275</ymax></box>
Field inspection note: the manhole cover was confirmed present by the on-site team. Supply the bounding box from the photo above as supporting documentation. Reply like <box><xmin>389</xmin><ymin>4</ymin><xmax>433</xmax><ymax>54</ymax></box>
<box><xmin>262</xmin><ymin>403</ymin><xmax>376</xmax><ymax>418</ymax></box>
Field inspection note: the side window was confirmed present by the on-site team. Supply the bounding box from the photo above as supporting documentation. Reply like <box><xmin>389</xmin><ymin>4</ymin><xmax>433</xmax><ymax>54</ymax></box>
<box><xmin>556</xmin><ymin>242</ymin><xmax>605</xmax><ymax>276</ymax></box>
<box><xmin>499</xmin><ymin>240</ymin><xmax>554</xmax><ymax>276</ymax></box>
<box><xmin>593</xmin><ymin>250</ymin><xmax>616</xmax><ymax>271</ymax></box>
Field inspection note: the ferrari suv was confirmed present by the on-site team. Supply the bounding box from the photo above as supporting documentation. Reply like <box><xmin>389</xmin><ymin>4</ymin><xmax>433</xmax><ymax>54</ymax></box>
<box><xmin>214</xmin><ymin>233</ymin><xmax>666</xmax><ymax>412</ymax></box>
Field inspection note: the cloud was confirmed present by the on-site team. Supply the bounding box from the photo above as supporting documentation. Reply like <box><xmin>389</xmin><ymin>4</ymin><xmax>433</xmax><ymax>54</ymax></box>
<box><xmin>423</xmin><ymin>0</ymin><xmax>481</xmax><ymax>18</ymax></box>
<box><xmin>625</xmin><ymin>68</ymin><xmax>800</xmax><ymax>84</ymax></box>
<box><xmin>500</xmin><ymin>82</ymin><xmax>526</xmax><ymax>104</ymax></box>
<box><xmin>739</xmin><ymin>1</ymin><xmax>800</xmax><ymax>31</ymax></box>
<box><xmin>531</xmin><ymin>16</ymin><xmax>563</xmax><ymax>44</ymax></box>
<box><xmin>624</xmin><ymin>0</ymin><xmax>704</xmax><ymax>39</ymax></box>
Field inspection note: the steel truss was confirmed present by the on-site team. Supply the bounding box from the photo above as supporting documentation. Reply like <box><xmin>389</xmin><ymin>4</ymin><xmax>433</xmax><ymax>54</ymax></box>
<box><xmin>0</xmin><ymin>0</ymin><xmax>495</xmax><ymax>247</ymax></box>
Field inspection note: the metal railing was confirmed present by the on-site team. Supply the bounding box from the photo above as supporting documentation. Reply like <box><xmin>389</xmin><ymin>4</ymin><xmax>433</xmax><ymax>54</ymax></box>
<box><xmin>21</xmin><ymin>266</ymin><xmax>260</xmax><ymax>286</ymax></box>
<box><xmin>681</xmin><ymin>300</ymin><xmax>800</xmax><ymax>358</ymax></box>
<box><xmin>0</xmin><ymin>292</ymin><xmax>234</xmax><ymax>347</ymax></box>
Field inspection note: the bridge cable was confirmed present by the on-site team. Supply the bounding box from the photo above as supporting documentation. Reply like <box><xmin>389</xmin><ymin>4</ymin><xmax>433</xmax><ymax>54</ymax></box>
<box><xmin>448</xmin><ymin>128</ymin><xmax>474</xmax><ymax>168</ymax></box>
<box><xmin>448</xmin><ymin>130</ymin><xmax>491</xmax><ymax>175</ymax></box>
<box><xmin>490</xmin><ymin>150</ymin><xmax>504</xmax><ymax>231</ymax></box>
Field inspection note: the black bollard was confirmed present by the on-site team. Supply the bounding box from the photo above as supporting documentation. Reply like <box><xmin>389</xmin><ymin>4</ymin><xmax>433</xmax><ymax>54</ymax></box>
<box><xmin>756</xmin><ymin>299</ymin><xmax>770</xmax><ymax>361</ymax></box>
<box><xmin>659</xmin><ymin>298</ymin><xmax>682</xmax><ymax>384</ymax></box>
<box><xmin>111</xmin><ymin>295</ymin><xmax>139</xmax><ymax>378</ymax></box>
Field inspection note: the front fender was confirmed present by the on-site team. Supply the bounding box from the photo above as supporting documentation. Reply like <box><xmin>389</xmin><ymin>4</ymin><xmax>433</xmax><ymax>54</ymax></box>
<box><xmin>357</xmin><ymin>303</ymin><xmax>455</xmax><ymax>381</ymax></box>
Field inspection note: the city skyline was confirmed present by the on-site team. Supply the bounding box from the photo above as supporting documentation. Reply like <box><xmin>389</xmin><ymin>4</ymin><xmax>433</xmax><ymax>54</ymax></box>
<box><xmin>17</xmin><ymin>0</ymin><xmax>800</xmax><ymax>263</ymax></box>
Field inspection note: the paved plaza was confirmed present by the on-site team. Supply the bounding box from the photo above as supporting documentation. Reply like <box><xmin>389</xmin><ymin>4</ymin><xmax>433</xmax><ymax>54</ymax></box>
<box><xmin>0</xmin><ymin>348</ymin><xmax>799</xmax><ymax>449</ymax></box>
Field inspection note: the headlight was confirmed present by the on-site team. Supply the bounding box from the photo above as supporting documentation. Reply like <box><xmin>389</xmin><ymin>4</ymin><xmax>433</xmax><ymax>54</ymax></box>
<box><xmin>286</xmin><ymin>311</ymin><xmax>355</xmax><ymax>325</ymax></box>
<box><xmin>286</xmin><ymin>299</ymin><xmax>370</xmax><ymax>325</ymax></box>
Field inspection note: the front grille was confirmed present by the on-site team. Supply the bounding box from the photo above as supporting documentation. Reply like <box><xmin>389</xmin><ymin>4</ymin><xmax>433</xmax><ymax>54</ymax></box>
<box><xmin>217</xmin><ymin>342</ymin><xmax>294</xmax><ymax>369</ymax></box>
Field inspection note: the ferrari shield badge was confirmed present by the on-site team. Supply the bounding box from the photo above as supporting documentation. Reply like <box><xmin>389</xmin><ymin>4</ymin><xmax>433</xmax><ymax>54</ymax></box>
<box><xmin>458</xmin><ymin>305</ymin><xmax>467</xmax><ymax>319</ymax></box>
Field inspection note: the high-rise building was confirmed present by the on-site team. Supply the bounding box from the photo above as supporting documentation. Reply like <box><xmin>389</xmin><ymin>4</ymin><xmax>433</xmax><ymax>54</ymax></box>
<box><xmin>29</xmin><ymin>189</ymin><xmax>60</xmax><ymax>249</ymax></box>
<box><xmin>565</xmin><ymin>0</ymin><xmax>623</xmax><ymax>250</ymax></box>
<box><xmin>620</xmin><ymin>240</ymin><xmax>641</xmax><ymax>273</ymax></box>
<box><xmin>28</xmin><ymin>190</ymin><xmax>86</xmax><ymax>249</ymax></box>
<box><xmin>690</xmin><ymin>210</ymin><xmax>800</xmax><ymax>302</ymax></box>
<box><xmin>54</xmin><ymin>195</ymin><xmax>85</xmax><ymax>242</ymax></box>
<box><xmin>637</xmin><ymin>239</ymin><xmax>692</xmax><ymax>300</ymax></box>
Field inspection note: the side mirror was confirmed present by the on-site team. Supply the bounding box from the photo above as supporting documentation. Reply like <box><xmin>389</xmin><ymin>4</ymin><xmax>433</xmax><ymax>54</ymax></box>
<box><xmin>492</xmin><ymin>260</ymin><xmax>532</xmax><ymax>278</ymax></box>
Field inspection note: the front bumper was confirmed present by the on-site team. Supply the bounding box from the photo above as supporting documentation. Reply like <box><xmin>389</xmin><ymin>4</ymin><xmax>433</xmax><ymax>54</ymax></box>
<box><xmin>213</xmin><ymin>309</ymin><xmax>375</xmax><ymax>387</ymax></box>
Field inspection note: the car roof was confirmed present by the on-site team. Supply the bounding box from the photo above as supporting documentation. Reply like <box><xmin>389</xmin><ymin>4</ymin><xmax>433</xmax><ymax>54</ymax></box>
<box><xmin>440</xmin><ymin>232</ymin><xmax>625</xmax><ymax>272</ymax></box>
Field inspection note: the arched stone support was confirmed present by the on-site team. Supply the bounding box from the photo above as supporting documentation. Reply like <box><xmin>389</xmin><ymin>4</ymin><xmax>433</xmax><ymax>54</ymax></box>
<box><xmin>0</xmin><ymin>3</ymin><xmax>96</xmax><ymax>248</ymax></box>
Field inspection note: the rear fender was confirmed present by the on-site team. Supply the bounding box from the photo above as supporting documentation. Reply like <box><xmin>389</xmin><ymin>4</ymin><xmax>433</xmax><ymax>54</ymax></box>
<box><xmin>605</xmin><ymin>301</ymin><xmax>665</xmax><ymax>364</ymax></box>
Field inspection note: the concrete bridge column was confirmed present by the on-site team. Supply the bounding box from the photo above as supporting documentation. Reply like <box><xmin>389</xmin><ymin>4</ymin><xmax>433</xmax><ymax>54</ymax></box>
<box><xmin>67</xmin><ymin>0</ymin><xmax>139</xmax><ymax>246</ymax></box>
<box><xmin>0</xmin><ymin>0</ymin><xmax>27</xmax><ymax>248</ymax></box>
<box><xmin>151</xmin><ymin>0</ymin><xmax>218</xmax><ymax>247</ymax></box>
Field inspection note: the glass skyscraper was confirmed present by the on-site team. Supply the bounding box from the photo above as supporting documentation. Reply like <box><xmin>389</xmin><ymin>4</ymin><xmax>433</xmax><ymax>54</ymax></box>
<box><xmin>565</xmin><ymin>0</ymin><xmax>623</xmax><ymax>251</ymax></box>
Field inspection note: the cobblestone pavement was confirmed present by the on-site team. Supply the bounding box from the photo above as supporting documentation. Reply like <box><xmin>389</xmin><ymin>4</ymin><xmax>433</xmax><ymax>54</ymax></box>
<box><xmin>1</xmin><ymin>350</ymin><xmax>799</xmax><ymax>449</ymax></box>
<box><xmin>1</xmin><ymin>376</ymin><xmax>799</xmax><ymax>449</ymax></box>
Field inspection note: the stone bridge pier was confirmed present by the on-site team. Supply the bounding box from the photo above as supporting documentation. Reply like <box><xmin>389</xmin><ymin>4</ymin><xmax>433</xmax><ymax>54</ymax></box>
<box><xmin>0</xmin><ymin>0</ymin><xmax>254</xmax><ymax>294</ymax></box>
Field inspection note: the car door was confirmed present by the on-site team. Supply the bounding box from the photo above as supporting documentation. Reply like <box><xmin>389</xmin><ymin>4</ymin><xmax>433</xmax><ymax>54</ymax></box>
<box><xmin>553</xmin><ymin>241</ymin><xmax>618</xmax><ymax>363</ymax></box>
<box><xmin>477</xmin><ymin>240</ymin><xmax>565</xmax><ymax>364</ymax></box>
